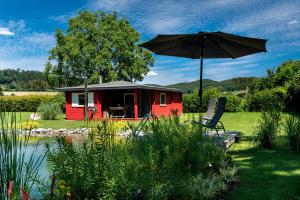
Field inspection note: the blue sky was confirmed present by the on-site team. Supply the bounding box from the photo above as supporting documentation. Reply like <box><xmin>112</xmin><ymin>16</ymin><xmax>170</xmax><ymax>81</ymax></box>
<box><xmin>0</xmin><ymin>0</ymin><xmax>299</xmax><ymax>85</ymax></box>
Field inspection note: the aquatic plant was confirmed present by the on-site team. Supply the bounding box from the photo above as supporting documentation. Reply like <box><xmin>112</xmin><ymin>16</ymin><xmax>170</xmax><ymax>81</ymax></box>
<box><xmin>0</xmin><ymin>112</ymin><xmax>44</xmax><ymax>199</ymax></box>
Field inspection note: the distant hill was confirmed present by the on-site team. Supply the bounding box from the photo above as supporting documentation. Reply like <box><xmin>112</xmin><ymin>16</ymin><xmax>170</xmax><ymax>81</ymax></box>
<box><xmin>167</xmin><ymin>77</ymin><xmax>259</xmax><ymax>93</ymax></box>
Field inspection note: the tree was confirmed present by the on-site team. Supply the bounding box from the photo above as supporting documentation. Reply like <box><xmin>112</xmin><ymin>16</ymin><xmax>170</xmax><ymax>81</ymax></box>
<box><xmin>47</xmin><ymin>11</ymin><xmax>154</xmax><ymax>86</ymax></box>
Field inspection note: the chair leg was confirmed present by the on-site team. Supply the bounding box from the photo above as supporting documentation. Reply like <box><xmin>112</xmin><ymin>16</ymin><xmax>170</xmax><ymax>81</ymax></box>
<box><xmin>219</xmin><ymin>121</ymin><xmax>227</xmax><ymax>135</ymax></box>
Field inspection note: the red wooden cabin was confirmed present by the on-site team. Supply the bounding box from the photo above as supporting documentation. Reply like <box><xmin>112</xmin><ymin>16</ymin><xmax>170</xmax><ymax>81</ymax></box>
<box><xmin>59</xmin><ymin>81</ymin><xmax>183</xmax><ymax>120</ymax></box>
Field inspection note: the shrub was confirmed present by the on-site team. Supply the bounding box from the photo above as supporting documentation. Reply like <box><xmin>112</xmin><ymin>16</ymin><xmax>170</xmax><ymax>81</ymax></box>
<box><xmin>183</xmin><ymin>87</ymin><xmax>221</xmax><ymax>113</ymax></box>
<box><xmin>46</xmin><ymin>117</ymin><xmax>237</xmax><ymax>199</ymax></box>
<box><xmin>225</xmin><ymin>95</ymin><xmax>244</xmax><ymax>112</ymax></box>
<box><xmin>21</xmin><ymin>121</ymin><xmax>40</xmax><ymax>130</ymax></box>
<box><xmin>255</xmin><ymin>110</ymin><xmax>281</xmax><ymax>149</ymax></box>
<box><xmin>286</xmin><ymin>72</ymin><xmax>300</xmax><ymax>112</ymax></box>
<box><xmin>37</xmin><ymin>102</ymin><xmax>63</xmax><ymax>120</ymax></box>
<box><xmin>51</xmin><ymin>93</ymin><xmax>65</xmax><ymax>111</ymax></box>
<box><xmin>247</xmin><ymin>87</ymin><xmax>287</xmax><ymax>111</ymax></box>
<box><xmin>283</xmin><ymin>115</ymin><xmax>300</xmax><ymax>152</ymax></box>
<box><xmin>0</xmin><ymin>95</ymin><xmax>55</xmax><ymax>112</ymax></box>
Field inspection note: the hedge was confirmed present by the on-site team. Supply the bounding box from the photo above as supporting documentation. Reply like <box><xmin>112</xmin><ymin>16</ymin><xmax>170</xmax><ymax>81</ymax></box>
<box><xmin>0</xmin><ymin>94</ymin><xmax>65</xmax><ymax>112</ymax></box>
<box><xmin>183</xmin><ymin>88</ymin><xmax>244</xmax><ymax>113</ymax></box>
<box><xmin>247</xmin><ymin>87</ymin><xmax>287</xmax><ymax>111</ymax></box>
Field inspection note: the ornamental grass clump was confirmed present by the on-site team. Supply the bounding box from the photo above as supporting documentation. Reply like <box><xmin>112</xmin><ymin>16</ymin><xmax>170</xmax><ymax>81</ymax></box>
<box><xmin>37</xmin><ymin>102</ymin><xmax>63</xmax><ymax>120</ymax></box>
<box><xmin>283</xmin><ymin>115</ymin><xmax>300</xmax><ymax>152</ymax></box>
<box><xmin>255</xmin><ymin>110</ymin><xmax>281</xmax><ymax>149</ymax></box>
<box><xmin>0</xmin><ymin>112</ymin><xmax>45</xmax><ymax>199</ymax></box>
<box><xmin>46</xmin><ymin>117</ymin><xmax>237</xmax><ymax>199</ymax></box>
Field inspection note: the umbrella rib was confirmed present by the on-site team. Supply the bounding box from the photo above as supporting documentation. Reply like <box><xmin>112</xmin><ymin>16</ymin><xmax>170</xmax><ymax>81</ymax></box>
<box><xmin>206</xmin><ymin>37</ymin><xmax>236</xmax><ymax>59</ymax></box>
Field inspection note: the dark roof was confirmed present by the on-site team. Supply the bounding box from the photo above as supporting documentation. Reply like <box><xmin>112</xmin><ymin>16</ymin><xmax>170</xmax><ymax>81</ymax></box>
<box><xmin>58</xmin><ymin>81</ymin><xmax>182</xmax><ymax>92</ymax></box>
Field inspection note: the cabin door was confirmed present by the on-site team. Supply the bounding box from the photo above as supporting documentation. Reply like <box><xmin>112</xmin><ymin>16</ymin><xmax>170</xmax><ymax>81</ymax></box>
<box><xmin>124</xmin><ymin>93</ymin><xmax>134</xmax><ymax>117</ymax></box>
<box><xmin>141</xmin><ymin>90</ymin><xmax>151</xmax><ymax>117</ymax></box>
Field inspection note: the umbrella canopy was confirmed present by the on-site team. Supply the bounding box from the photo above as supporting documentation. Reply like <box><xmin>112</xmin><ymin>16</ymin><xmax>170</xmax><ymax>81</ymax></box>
<box><xmin>141</xmin><ymin>31</ymin><xmax>267</xmax><ymax>108</ymax></box>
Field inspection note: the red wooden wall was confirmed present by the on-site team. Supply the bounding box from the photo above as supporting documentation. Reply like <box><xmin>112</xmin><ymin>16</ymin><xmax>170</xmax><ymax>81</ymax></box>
<box><xmin>65</xmin><ymin>89</ymin><xmax>183</xmax><ymax>120</ymax></box>
<box><xmin>150</xmin><ymin>90</ymin><xmax>183</xmax><ymax>117</ymax></box>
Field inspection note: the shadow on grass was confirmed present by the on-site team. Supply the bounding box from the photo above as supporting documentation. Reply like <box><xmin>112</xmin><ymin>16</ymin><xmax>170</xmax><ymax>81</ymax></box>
<box><xmin>228</xmin><ymin>137</ymin><xmax>300</xmax><ymax>200</ymax></box>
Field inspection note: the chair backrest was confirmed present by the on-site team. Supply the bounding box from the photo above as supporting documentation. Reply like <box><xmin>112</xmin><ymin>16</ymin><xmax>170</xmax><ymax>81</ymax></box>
<box><xmin>206</xmin><ymin>97</ymin><xmax>227</xmax><ymax>128</ymax></box>
<box><xmin>203</xmin><ymin>97</ymin><xmax>217</xmax><ymax>119</ymax></box>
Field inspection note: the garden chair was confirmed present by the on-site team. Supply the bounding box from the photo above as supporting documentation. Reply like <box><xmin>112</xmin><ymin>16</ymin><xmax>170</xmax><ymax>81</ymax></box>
<box><xmin>202</xmin><ymin>97</ymin><xmax>217</xmax><ymax>124</ymax></box>
<box><xmin>202</xmin><ymin>97</ymin><xmax>227</xmax><ymax>137</ymax></box>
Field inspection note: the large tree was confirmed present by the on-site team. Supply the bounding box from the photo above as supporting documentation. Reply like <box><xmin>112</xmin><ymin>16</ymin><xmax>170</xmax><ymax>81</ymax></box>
<box><xmin>47</xmin><ymin>11</ymin><xmax>154</xmax><ymax>86</ymax></box>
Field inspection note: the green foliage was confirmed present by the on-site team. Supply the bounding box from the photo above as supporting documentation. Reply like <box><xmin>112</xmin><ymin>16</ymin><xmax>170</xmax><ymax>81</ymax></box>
<box><xmin>37</xmin><ymin>102</ymin><xmax>63</xmax><ymax>120</ymax></box>
<box><xmin>0</xmin><ymin>95</ymin><xmax>55</xmax><ymax>112</ymax></box>
<box><xmin>0</xmin><ymin>112</ymin><xmax>44</xmax><ymax>199</ymax></box>
<box><xmin>254</xmin><ymin>111</ymin><xmax>281</xmax><ymax>149</ymax></box>
<box><xmin>51</xmin><ymin>93</ymin><xmax>66</xmax><ymax>111</ymax></box>
<box><xmin>48</xmin><ymin>11</ymin><xmax>154</xmax><ymax>86</ymax></box>
<box><xmin>0</xmin><ymin>68</ymin><xmax>49</xmax><ymax>91</ymax></box>
<box><xmin>249</xmin><ymin>60</ymin><xmax>300</xmax><ymax>112</ymax></box>
<box><xmin>247</xmin><ymin>87</ymin><xmax>287</xmax><ymax>111</ymax></box>
<box><xmin>46</xmin><ymin>117</ymin><xmax>236</xmax><ymax>199</ymax></box>
<box><xmin>286</xmin><ymin>71</ymin><xmax>300</xmax><ymax>112</ymax></box>
<box><xmin>183</xmin><ymin>87</ymin><xmax>221</xmax><ymax>112</ymax></box>
<box><xmin>283</xmin><ymin>115</ymin><xmax>300</xmax><ymax>152</ymax></box>
<box><xmin>225</xmin><ymin>95</ymin><xmax>244</xmax><ymax>112</ymax></box>
<box><xmin>183</xmin><ymin>88</ymin><xmax>244</xmax><ymax>113</ymax></box>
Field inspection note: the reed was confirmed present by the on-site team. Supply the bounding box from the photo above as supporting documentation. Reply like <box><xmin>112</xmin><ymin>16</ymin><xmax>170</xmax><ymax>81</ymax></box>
<box><xmin>0</xmin><ymin>112</ymin><xmax>44</xmax><ymax>199</ymax></box>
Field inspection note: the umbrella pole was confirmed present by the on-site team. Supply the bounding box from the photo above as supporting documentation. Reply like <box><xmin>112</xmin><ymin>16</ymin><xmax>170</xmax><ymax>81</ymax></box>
<box><xmin>199</xmin><ymin>47</ymin><xmax>203</xmax><ymax>116</ymax></box>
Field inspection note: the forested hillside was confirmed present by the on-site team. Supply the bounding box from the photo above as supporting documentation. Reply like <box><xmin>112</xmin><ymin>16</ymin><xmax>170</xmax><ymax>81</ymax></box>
<box><xmin>167</xmin><ymin>77</ymin><xmax>259</xmax><ymax>93</ymax></box>
<box><xmin>0</xmin><ymin>69</ymin><xmax>49</xmax><ymax>91</ymax></box>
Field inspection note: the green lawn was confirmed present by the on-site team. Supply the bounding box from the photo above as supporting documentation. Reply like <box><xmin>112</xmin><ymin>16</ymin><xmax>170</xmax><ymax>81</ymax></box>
<box><xmin>11</xmin><ymin>112</ymin><xmax>86</xmax><ymax>129</ymax></box>
<box><xmin>228</xmin><ymin>138</ymin><xmax>300</xmax><ymax>200</ymax></box>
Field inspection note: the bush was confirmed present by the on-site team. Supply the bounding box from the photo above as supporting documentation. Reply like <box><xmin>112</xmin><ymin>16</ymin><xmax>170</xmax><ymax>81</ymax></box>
<box><xmin>0</xmin><ymin>93</ymin><xmax>65</xmax><ymax>112</ymax></box>
<box><xmin>225</xmin><ymin>95</ymin><xmax>244</xmax><ymax>112</ymax></box>
<box><xmin>283</xmin><ymin>115</ymin><xmax>300</xmax><ymax>152</ymax></box>
<box><xmin>286</xmin><ymin>72</ymin><xmax>300</xmax><ymax>112</ymax></box>
<box><xmin>255</xmin><ymin>110</ymin><xmax>281</xmax><ymax>149</ymax></box>
<box><xmin>46</xmin><ymin>117</ymin><xmax>237</xmax><ymax>199</ymax></box>
<box><xmin>37</xmin><ymin>102</ymin><xmax>63</xmax><ymax>120</ymax></box>
<box><xmin>20</xmin><ymin>121</ymin><xmax>40</xmax><ymax>130</ymax></box>
<box><xmin>183</xmin><ymin>87</ymin><xmax>221</xmax><ymax>113</ymax></box>
<box><xmin>247</xmin><ymin>87</ymin><xmax>287</xmax><ymax>111</ymax></box>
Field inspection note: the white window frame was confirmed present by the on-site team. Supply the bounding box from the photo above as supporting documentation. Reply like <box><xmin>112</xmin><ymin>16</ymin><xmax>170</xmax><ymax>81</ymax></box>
<box><xmin>160</xmin><ymin>93</ymin><xmax>166</xmax><ymax>106</ymax></box>
<box><xmin>72</xmin><ymin>92</ymin><xmax>94</xmax><ymax>107</ymax></box>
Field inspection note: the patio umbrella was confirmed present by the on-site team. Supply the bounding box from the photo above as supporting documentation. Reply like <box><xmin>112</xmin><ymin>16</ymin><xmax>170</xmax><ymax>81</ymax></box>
<box><xmin>141</xmin><ymin>31</ymin><xmax>267</xmax><ymax>108</ymax></box>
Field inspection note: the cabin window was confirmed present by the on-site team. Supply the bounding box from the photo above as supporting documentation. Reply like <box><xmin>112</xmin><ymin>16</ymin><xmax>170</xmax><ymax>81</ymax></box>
<box><xmin>160</xmin><ymin>93</ymin><xmax>166</xmax><ymax>106</ymax></box>
<box><xmin>78</xmin><ymin>94</ymin><xmax>85</xmax><ymax>106</ymax></box>
<box><xmin>72</xmin><ymin>92</ymin><xmax>94</xmax><ymax>107</ymax></box>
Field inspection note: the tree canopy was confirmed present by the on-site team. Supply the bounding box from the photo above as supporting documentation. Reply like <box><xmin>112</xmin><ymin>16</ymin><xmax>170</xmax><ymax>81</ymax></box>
<box><xmin>47</xmin><ymin>11</ymin><xmax>154</xmax><ymax>86</ymax></box>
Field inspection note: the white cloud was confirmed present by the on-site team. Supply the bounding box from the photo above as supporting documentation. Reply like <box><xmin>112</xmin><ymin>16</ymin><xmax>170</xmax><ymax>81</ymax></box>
<box><xmin>49</xmin><ymin>14</ymin><xmax>70</xmax><ymax>23</ymax></box>
<box><xmin>288</xmin><ymin>20</ymin><xmax>298</xmax><ymax>25</ymax></box>
<box><xmin>7</xmin><ymin>19</ymin><xmax>26</xmax><ymax>31</ymax></box>
<box><xmin>0</xmin><ymin>27</ymin><xmax>14</xmax><ymax>36</ymax></box>
<box><xmin>87</xmin><ymin>0</ymin><xmax>137</xmax><ymax>12</ymax></box>
<box><xmin>23</xmin><ymin>32</ymin><xmax>55</xmax><ymax>47</ymax></box>
<box><xmin>147</xmin><ymin>70</ymin><xmax>158</xmax><ymax>76</ymax></box>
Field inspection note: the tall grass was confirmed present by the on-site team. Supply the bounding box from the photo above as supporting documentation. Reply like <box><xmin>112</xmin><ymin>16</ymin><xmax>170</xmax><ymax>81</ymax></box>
<box><xmin>46</xmin><ymin>116</ymin><xmax>237</xmax><ymax>199</ymax></box>
<box><xmin>283</xmin><ymin>115</ymin><xmax>300</xmax><ymax>152</ymax></box>
<box><xmin>0</xmin><ymin>112</ymin><xmax>44</xmax><ymax>199</ymax></box>
<box><xmin>254</xmin><ymin>110</ymin><xmax>281</xmax><ymax>149</ymax></box>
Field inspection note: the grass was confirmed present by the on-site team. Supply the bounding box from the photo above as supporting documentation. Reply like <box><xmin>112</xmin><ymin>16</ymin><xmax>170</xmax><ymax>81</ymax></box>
<box><xmin>228</xmin><ymin>138</ymin><xmax>300</xmax><ymax>200</ymax></box>
<box><xmin>184</xmin><ymin>112</ymin><xmax>260</xmax><ymax>136</ymax></box>
<box><xmin>14</xmin><ymin>112</ymin><xmax>87</xmax><ymax>129</ymax></box>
